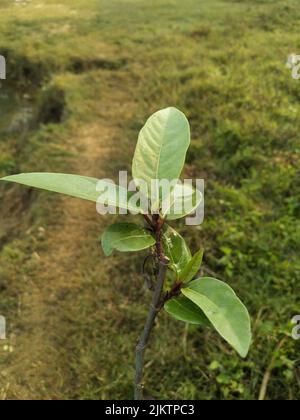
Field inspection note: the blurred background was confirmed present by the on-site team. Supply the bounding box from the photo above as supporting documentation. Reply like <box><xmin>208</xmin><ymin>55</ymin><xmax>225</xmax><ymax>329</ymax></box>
<box><xmin>0</xmin><ymin>0</ymin><xmax>299</xmax><ymax>400</ymax></box>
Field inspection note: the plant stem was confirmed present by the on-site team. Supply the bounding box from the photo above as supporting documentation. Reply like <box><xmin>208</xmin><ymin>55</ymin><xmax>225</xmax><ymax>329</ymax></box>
<box><xmin>134</xmin><ymin>259</ymin><xmax>167</xmax><ymax>400</ymax></box>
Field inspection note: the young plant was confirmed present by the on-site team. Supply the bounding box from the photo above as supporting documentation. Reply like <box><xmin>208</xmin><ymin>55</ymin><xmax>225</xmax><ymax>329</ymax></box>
<box><xmin>0</xmin><ymin>107</ymin><xmax>251</xmax><ymax>399</ymax></box>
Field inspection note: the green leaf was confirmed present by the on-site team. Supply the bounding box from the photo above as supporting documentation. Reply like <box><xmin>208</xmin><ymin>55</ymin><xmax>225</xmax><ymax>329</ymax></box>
<box><xmin>163</xmin><ymin>225</ymin><xmax>191</xmax><ymax>277</ymax></box>
<box><xmin>180</xmin><ymin>249</ymin><xmax>204</xmax><ymax>283</ymax></box>
<box><xmin>0</xmin><ymin>173</ymin><xmax>140</xmax><ymax>213</ymax></box>
<box><xmin>132</xmin><ymin>107</ymin><xmax>190</xmax><ymax>200</ymax></box>
<box><xmin>182</xmin><ymin>278</ymin><xmax>251</xmax><ymax>358</ymax></box>
<box><xmin>164</xmin><ymin>295</ymin><xmax>210</xmax><ymax>326</ymax></box>
<box><xmin>101</xmin><ymin>223</ymin><xmax>155</xmax><ymax>256</ymax></box>
<box><xmin>162</xmin><ymin>183</ymin><xmax>202</xmax><ymax>221</ymax></box>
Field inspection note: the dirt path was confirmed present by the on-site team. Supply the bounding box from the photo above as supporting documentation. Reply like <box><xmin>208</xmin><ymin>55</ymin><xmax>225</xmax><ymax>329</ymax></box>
<box><xmin>1</xmin><ymin>82</ymin><xmax>137</xmax><ymax>399</ymax></box>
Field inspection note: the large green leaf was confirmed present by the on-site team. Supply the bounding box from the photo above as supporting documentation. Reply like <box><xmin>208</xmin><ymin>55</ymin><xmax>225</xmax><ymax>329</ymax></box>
<box><xmin>162</xmin><ymin>183</ymin><xmax>202</xmax><ymax>221</ymax></box>
<box><xmin>163</xmin><ymin>225</ymin><xmax>191</xmax><ymax>277</ymax></box>
<box><xmin>132</xmin><ymin>107</ymin><xmax>190</xmax><ymax>201</ymax></box>
<box><xmin>0</xmin><ymin>173</ymin><xmax>140</xmax><ymax>212</ymax></box>
<box><xmin>182</xmin><ymin>278</ymin><xmax>251</xmax><ymax>358</ymax></box>
<box><xmin>101</xmin><ymin>223</ymin><xmax>155</xmax><ymax>256</ymax></box>
<box><xmin>180</xmin><ymin>249</ymin><xmax>204</xmax><ymax>283</ymax></box>
<box><xmin>164</xmin><ymin>295</ymin><xmax>210</xmax><ymax>326</ymax></box>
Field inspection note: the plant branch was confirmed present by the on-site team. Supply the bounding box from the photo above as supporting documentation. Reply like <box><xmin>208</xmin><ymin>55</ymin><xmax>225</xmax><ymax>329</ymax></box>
<box><xmin>134</xmin><ymin>215</ymin><xmax>168</xmax><ymax>400</ymax></box>
<box><xmin>159</xmin><ymin>281</ymin><xmax>183</xmax><ymax>309</ymax></box>
<box><xmin>143</xmin><ymin>214</ymin><xmax>154</xmax><ymax>228</ymax></box>
<box><xmin>142</xmin><ymin>254</ymin><xmax>156</xmax><ymax>291</ymax></box>
<box><xmin>153</xmin><ymin>215</ymin><xmax>165</xmax><ymax>261</ymax></box>
<box><xmin>134</xmin><ymin>259</ymin><xmax>168</xmax><ymax>400</ymax></box>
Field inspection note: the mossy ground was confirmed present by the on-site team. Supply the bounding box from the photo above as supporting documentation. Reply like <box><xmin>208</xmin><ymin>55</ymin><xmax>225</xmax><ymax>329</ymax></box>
<box><xmin>0</xmin><ymin>0</ymin><xmax>299</xmax><ymax>400</ymax></box>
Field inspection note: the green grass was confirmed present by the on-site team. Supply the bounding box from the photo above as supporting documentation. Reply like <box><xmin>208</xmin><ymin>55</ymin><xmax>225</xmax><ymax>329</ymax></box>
<box><xmin>0</xmin><ymin>0</ymin><xmax>300</xmax><ymax>400</ymax></box>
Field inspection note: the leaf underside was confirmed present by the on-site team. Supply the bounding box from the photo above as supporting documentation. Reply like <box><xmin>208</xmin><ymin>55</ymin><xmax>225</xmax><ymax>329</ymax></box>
<box><xmin>162</xmin><ymin>183</ymin><xmax>203</xmax><ymax>221</ymax></box>
<box><xmin>132</xmin><ymin>107</ymin><xmax>190</xmax><ymax>202</ymax></box>
<box><xmin>182</xmin><ymin>278</ymin><xmax>251</xmax><ymax>358</ymax></box>
<box><xmin>164</xmin><ymin>295</ymin><xmax>210</xmax><ymax>326</ymax></box>
<box><xmin>180</xmin><ymin>249</ymin><xmax>204</xmax><ymax>283</ymax></box>
<box><xmin>0</xmin><ymin>173</ymin><xmax>140</xmax><ymax>212</ymax></box>
<box><xmin>101</xmin><ymin>222</ymin><xmax>156</xmax><ymax>256</ymax></box>
<box><xmin>162</xmin><ymin>225</ymin><xmax>191</xmax><ymax>277</ymax></box>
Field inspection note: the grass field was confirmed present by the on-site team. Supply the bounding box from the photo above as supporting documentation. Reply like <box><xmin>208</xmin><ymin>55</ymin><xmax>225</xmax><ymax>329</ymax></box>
<box><xmin>0</xmin><ymin>0</ymin><xmax>299</xmax><ymax>400</ymax></box>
